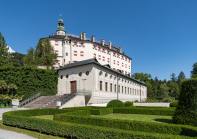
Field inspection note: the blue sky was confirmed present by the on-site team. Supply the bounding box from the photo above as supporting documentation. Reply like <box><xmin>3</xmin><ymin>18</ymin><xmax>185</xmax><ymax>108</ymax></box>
<box><xmin>0</xmin><ymin>0</ymin><xmax>197</xmax><ymax>81</ymax></box>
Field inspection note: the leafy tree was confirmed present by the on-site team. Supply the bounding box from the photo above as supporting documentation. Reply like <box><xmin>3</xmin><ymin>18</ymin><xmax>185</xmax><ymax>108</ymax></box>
<box><xmin>191</xmin><ymin>62</ymin><xmax>197</xmax><ymax>78</ymax></box>
<box><xmin>170</xmin><ymin>73</ymin><xmax>177</xmax><ymax>82</ymax></box>
<box><xmin>10</xmin><ymin>52</ymin><xmax>26</xmax><ymax>67</ymax></box>
<box><xmin>177</xmin><ymin>71</ymin><xmax>186</xmax><ymax>84</ymax></box>
<box><xmin>0</xmin><ymin>94</ymin><xmax>10</xmax><ymax>104</ymax></box>
<box><xmin>7</xmin><ymin>83</ymin><xmax>18</xmax><ymax>96</ymax></box>
<box><xmin>168</xmin><ymin>82</ymin><xmax>180</xmax><ymax>99</ymax></box>
<box><xmin>132</xmin><ymin>73</ymin><xmax>151</xmax><ymax>82</ymax></box>
<box><xmin>157</xmin><ymin>83</ymin><xmax>169</xmax><ymax>101</ymax></box>
<box><xmin>0</xmin><ymin>80</ymin><xmax>7</xmax><ymax>95</ymax></box>
<box><xmin>24</xmin><ymin>38</ymin><xmax>57</xmax><ymax>66</ymax></box>
<box><xmin>0</xmin><ymin>32</ymin><xmax>12</xmax><ymax>66</ymax></box>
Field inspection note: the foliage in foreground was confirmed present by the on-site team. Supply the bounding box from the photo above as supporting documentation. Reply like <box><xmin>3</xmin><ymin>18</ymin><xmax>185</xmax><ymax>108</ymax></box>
<box><xmin>107</xmin><ymin>100</ymin><xmax>125</xmax><ymax>108</ymax></box>
<box><xmin>173</xmin><ymin>78</ymin><xmax>197</xmax><ymax>126</ymax></box>
<box><xmin>124</xmin><ymin>101</ymin><xmax>133</xmax><ymax>107</ymax></box>
<box><xmin>170</xmin><ymin>100</ymin><xmax>179</xmax><ymax>107</ymax></box>
<box><xmin>2</xmin><ymin>107</ymin><xmax>196</xmax><ymax>138</ymax></box>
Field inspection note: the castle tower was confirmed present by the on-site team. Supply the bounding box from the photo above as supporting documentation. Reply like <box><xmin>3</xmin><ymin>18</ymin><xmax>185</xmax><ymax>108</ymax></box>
<box><xmin>56</xmin><ymin>14</ymin><xmax>65</xmax><ymax>36</ymax></box>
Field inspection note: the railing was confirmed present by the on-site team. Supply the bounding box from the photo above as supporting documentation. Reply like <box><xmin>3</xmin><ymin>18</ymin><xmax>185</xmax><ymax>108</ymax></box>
<box><xmin>59</xmin><ymin>90</ymin><xmax>92</xmax><ymax>107</ymax></box>
<box><xmin>19</xmin><ymin>92</ymin><xmax>42</xmax><ymax>107</ymax></box>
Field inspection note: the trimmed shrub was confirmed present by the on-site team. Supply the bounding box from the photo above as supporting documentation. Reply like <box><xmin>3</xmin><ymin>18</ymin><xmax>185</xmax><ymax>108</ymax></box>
<box><xmin>3</xmin><ymin>108</ymin><xmax>190</xmax><ymax>139</ymax></box>
<box><xmin>90</xmin><ymin>108</ymin><xmax>113</xmax><ymax>115</ymax></box>
<box><xmin>107</xmin><ymin>100</ymin><xmax>125</xmax><ymax>108</ymax></box>
<box><xmin>124</xmin><ymin>101</ymin><xmax>133</xmax><ymax>107</ymax></box>
<box><xmin>113</xmin><ymin>107</ymin><xmax>175</xmax><ymax>116</ymax></box>
<box><xmin>170</xmin><ymin>100</ymin><xmax>179</xmax><ymax>107</ymax></box>
<box><xmin>54</xmin><ymin>109</ymin><xmax>197</xmax><ymax>137</ymax></box>
<box><xmin>173</xmin><ymin>78</ymin><xmax>197</xmax><ymax>126</ymax></box>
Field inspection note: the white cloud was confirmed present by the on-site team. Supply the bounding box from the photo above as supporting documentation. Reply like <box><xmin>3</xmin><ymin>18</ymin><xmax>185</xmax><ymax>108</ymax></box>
<box><xmin>7</xmin><ymin>46</ymin><xmax>15</xmax><ymax>53</ymax></box>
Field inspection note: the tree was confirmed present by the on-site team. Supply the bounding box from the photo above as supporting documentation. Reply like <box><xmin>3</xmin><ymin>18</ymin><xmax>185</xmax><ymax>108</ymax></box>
<box><xmin>0</xmin><ymin>32</ymin><xmax>12</xmax><ymax>66</ymax></box>
<box><xmin>168</xmin><ymin>82</ymin><xmax>180</xmax><ymax>99</ymax></box>
<box><xmin>132</xmin><ymin>73</ymin><xmax>151</xmax><ymax>82</ymax></box>
<box><xmin>7</xmin><ymin>83</ymin><xmax>18</xmax><ymax>96</ymax></box>
<box><xmin>170</xmin><ymin>73</ymin><xmax>177</xmax><ymax>82</ymax></box>
<box><xmin>191</xmin><ymin>62</ymin><xmax>197</xmax><ymax>78</ymax></box>
<box><xmin>0</xmin><ymin>94</ymin><xmax>10</xmax><ymax>104</ymax></box>
<box><xmin>177</xmin><ymin>71</ymin><xmax>186</xmax><ymax>84</ymax></box>
<box><xmin>0</xmin><ymin>80</ymin><xmax>7</xmax><ymax>95</ymax></box>
<box><xmin>10</xmin><ymin>52</ymin><xmax>26</xmax><ymax>67</ymax></box>
<box><xmin>23</xmin><ymin>38</ymin><xmax>57</xmax><ymax>66</ymax></box>
<box><xmin>157</xmin><ymin>83</ymin><xmax>169</xmax><ymax>101</ymax></box>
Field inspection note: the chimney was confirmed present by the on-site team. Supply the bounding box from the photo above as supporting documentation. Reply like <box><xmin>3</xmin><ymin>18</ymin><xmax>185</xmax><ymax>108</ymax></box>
<box><xmin>119</xmin><ymin>46</ymin><xmax>122</xmax><ymax>53</ymax></box>
<box><xmin>109</xmin><ymin>41</ymin><xmax>112</xmax><ymax>49</ymax></box>
<box><xmin>91</xmin><ymin>35</ymin><xmax>95</xmax><ymax>42</ymax></box>
<box><xmin>80</xmin><ymin>33</ymin><xmax>83</xmax><ymax>40</ymax></box>
<box><xmin>82</xmin><ymin>31</ymin><xmax>86</xmax><ymax>40</ymax></box>
<box><xmin>102</xmin><ymin>38</ymin><xmax>105</xmax><ymax>46</ymax></box>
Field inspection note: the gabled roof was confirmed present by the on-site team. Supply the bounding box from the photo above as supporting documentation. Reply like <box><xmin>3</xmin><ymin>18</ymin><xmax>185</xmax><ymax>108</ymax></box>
<box><xmin>57</xmin><ymin>58</ymin><xmax>146</xmax><ymax>86</ymax></box>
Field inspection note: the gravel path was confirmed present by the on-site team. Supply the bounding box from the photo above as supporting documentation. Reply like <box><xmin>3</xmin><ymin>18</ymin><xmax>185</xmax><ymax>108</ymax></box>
<box><xmin>0</xmin><ymin>128</ymin><xmax>37</xmax><ymax>139</ymax></box>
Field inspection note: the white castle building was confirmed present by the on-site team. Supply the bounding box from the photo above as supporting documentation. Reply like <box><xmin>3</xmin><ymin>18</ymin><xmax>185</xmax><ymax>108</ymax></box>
<box><xmin>46</xmin><ymin>17</ymin><xmax>147</xmax><ymax>107</ymax></box>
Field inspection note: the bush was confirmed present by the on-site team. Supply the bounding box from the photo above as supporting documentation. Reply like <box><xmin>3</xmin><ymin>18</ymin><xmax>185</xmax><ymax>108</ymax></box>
<box><xmin>90</xmin><ymin>108</ymin><xmax>113</xmax><ymax>115</ymax></box>
<box><xmin>107</xmin><ymin>100</ymin><xmax>125</xmax><ymax>108</ymax></box>
<box><xmin>170</xmin><ymin>100</ymin><xmax>179</xmax><ymax>107</ymax></box>
<box><xmin>113</xmin><ymin>107</ymin><xmax>175</xmax><ymax>116</ymax></box>
<box><xmin>134</xmin><ymin>100</ymin><xmax>139</xmax><ymax>102</ymax></box>
<box><xmin>173</xmin><ymin>78</ymin><xmax>197</xmax><ymax>126</ymax></box>
<box><xmin>54</xmin><ymin>109</ymin><xmax>197</xmax><ymax>137</ymax></box>
<box><xmin>124</xmin><ymin>101</ymin><xmax>133</xmax><ymax>107</ymax></box>
<box><xmin>3</xmin><ymin>108</ymin><xmax>189</xmax><ymax>139</ymax></box>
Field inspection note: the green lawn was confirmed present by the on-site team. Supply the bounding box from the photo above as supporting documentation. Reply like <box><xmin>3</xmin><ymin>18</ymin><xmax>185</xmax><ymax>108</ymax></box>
<box><xmin>32</xmin><ymin>115</ymin><xmax>54</xmax><ymax>120</ymax></box>
<box><xmin>92</xmin><ymin>113</ymin><xmax>172</xmax><ymax>124</ymax></box>
<box><xmin>0</xmin><ymin>106</ymin><xmax>12</xmax><ymax>108</ymax></box>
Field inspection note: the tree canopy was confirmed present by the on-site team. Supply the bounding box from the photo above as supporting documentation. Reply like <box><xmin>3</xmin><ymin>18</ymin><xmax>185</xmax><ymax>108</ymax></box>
<box><xmin>191</xmin><ymin>62</ymin><xmax>197</xmax><ymax>78</ymax></box>
<box><xmin>23</xmin><ymin>38</ymin><xmax>57</xmax><ymax>66</ymax></box>
<box><xmin>10</xmin><ymin>52</ymin><xmax>26</xmax><ymax>67</ymax></box>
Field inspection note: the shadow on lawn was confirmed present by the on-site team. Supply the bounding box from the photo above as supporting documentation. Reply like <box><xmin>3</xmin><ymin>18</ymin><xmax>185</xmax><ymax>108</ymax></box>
<box><xmin>154</xmin><ymin>118</ymin><xmax>172</xmax><ymax>124</ymax></box>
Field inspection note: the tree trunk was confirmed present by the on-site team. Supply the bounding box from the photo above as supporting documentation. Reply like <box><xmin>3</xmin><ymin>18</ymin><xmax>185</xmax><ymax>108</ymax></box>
<box><xmin>1</xmin><ymin>87</ymin><xmax>3</xmax><ymax>95</ymax></box>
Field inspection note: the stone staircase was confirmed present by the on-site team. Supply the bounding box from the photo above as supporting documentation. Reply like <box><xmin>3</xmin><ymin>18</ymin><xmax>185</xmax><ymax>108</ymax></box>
<box><xmin>23</xmin><ymin>94</ymin><xmax>71</xmax><ymax>108</ymax></box>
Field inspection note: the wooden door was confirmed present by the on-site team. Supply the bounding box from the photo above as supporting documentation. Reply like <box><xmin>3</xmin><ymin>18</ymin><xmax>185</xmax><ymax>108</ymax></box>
<box><xmin>70</xmin><ymin>81</ymin><xmax>76</xmax><ymax>94</ymax></box>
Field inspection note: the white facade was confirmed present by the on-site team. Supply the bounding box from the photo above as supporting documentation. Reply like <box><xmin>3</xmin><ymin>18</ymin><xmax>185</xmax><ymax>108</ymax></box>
<box><xmin>57</xmin><ymin>59</ymin><xmax>147</xmax><ymax>104</ymax></box>
<box><xmin>48</xmin><ymin>18</ymin><xmax>132</xmax><ymax>75</ymax></box>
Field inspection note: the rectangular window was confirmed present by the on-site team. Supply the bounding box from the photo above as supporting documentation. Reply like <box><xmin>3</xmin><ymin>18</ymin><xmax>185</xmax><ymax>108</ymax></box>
<box><xmin>100</xmin><ymin>81</ymin><xmax>102</xmax><ymax>91</ymax></box>
<box><xmin>118</xmin><ymin>85</ymin><xmax>120</xmax><ymax>93</ymax></box>
<box><xmin>110</xmin><ymin>83</ymin><xmax>112</xmax><ymax>92</ymax></box>
<box><xmin>122</xmin><ymin>86</ymin><xmax>123</xmax><ymax>93</ymax></box>
<box><xmin>105</xmin><ymin>82</ymin><xmax>108</xmax><ymax>91</ymax></box>
<box><xmin>114</xmin><ymin>84</ymin><xmax>116</xmax><ymax>92</ymax></box>
<box><xmin>55</xmin><ymin>41</ymin><xmax>58</xmax><ymax>45</ymax></box>
<box><xmin>74</xmin><ymin>42</ymin><xmax>77</xmax><ymax>46</ymax></box>
<box><xmin>80</xmin><ymin>51</ymin><xmax>84</xmax><ymax>56</ymax></box>
<box><xmin>128</xmin><ymin>88</ymin><xmax>129</xmax><ymax>94</ymax></box>
<box><xmin>66</xmin><ymin>53</ymin><xmax>68</xmax><ymax>56</ymax></box>
<box><xmin>125</xmin><ymin>87</ymin><xmax>126</xmax><ymax>94</ymax></box>
<box><xmin>130</xmin><ymin>88</ymin><xmax>132</xmax><ymax>94</ymax></box>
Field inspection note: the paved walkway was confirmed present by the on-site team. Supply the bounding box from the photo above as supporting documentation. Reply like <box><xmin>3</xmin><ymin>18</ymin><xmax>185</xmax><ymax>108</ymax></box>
<box><xmin>0</xmin><ymin>128</ymin><xmax>37</xmax><ymax>139</ymax></box>
<box><xmin>0</xmin><ymin>108</ymin><xmax>37</xmax><ymax>139</ymax></box>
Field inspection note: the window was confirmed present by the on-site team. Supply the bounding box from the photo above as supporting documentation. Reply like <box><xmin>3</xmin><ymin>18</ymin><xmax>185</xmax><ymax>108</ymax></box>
<box><xmin>110</xmin><ymin>83</ymin><xmax>112</xmax><ymax>92</ymax></box>
<box><xmin>122</xmin><ymin>86</ymin><xmax>123</xmax><ymax>93</ymax></box>
<box><xmin>105</xmin><ymin>82</ymin><xmax>108</xmax><ymax>91</ymax></box>
<box><xmin>125</xmin><ymin>87</ymin><xmax>126</xmax><ymax>94</ymax></box>
<box><xmin>110</xmin><ymin>75</ymin><xmax>113</xmax><ymax>79</ymax></box>
<box><xmin>78</xmin><ymin>72</ymin><xmax>82</xmax><ymax>76</ymax></box>
<box><xmin>66</xmin><ymin>53</ymin><xmax>68</xmax><ymax>56</ymax></box>
<box><xmin>114</xmin><ymin>84</ymin><xmax>116</xmax><ymax>92</ymax></box>
<box><xmin>74</xmin><ymin>51</ymin><xmax>77</xmax><ymax>56</ymax></box>
<box><xmin>100</xmin><ymin>81</ymin><xmax>102</xmax><ymax>91</ymax></box>
<box><xmin>114</xmin><ymin>76</ymin><xmax>116</xmax><ymax>80</ymax></box>
<box><xmin>118</xmin><ymin>85</ymin><xmax>120</xmax><ymax>93</ymax></box>
<box><xmin>65</xmin><ymin>74</ymin><xmax>69</xmax><ymax>78</ymax></box>
<box><xmin>128</xmin><ymin>88</ymin><xmax>129</xmax><ymax>94</ymax></box>
<box><xmin>80</xmin><ymin>51</ymin><xmax>84</xmax><ymax>56</ymax></box>
<box><xmin>130</xmin><ymin>88</ymin><xmax>132</xmax><ymax>94</ymax></box>
<box><xmin>86</xmin><ymin>71</ymin><xmax>89</xmax><ymax>76</ymax></box>
<box><xmin>105</xmin><ymin>73</ymin><xmax>108</xmax><ymax>77</ymax></box>
<box><xmin>55</xmin><ymin>40</ymin><xmax>58</xmax><ymax>45</ymax></box>
<box><xmin>60</xmin><ymin>75</ymin><xmax>63</xmax><ymax>79</ymax></box>
<box><xmin>99</xmin><ymin>71</ymin><xmax>103</xmax><ymax>76</ymax></box>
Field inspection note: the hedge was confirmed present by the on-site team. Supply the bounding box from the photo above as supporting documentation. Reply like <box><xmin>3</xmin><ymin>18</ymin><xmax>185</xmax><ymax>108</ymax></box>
<box><xmin>170</xmin><ymin>100</ymin><xmax>179</xmax><ymax>107</ymax></box>
<box><xmin>90</xmin><ymin>108</ymin><xmax>113</xmax><ymax>115</ymax></box>
<box><xmin>113</xmin><ymin>107</ymin><xmax>175</xmax><ymax>116</ymax></box>
<box><xmin>0</xmin><ymin>66</ymin><xmax>58</xmax><ymax>100</ymax></box>
<box><xmin>107</xmin><ymin>100</ymin><xmax>125</xmax><ymax>107</ymax></box>
<box><xmin>3</xmin><ymin>109</ymin><xmax>191</xmax><ymax>139</ymax></box>
<box><xmin>54</xmin><ymin>110</ymin><xmax>197</xmax><ymax>137</ymax></box>
<box><xmin>173</xmin><ymin>78</ymin><xmax>197</xmax><ymax>126</ymax></box>
<box><xmin>124</xmin><ymin>101</ymin><xmax>133</xmax><ymax>107</ymax></box>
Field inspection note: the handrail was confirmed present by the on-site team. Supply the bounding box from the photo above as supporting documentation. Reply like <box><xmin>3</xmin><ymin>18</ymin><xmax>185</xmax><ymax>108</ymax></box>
<box><xmin>59</xmin><ymin>90</ymin><xmax>92</xmax><ymax>107</ymax></box>
<box><xmin>19</xmin><ymin>92</ymin><xmax>42</xmax><ymax>107</ymax></box>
